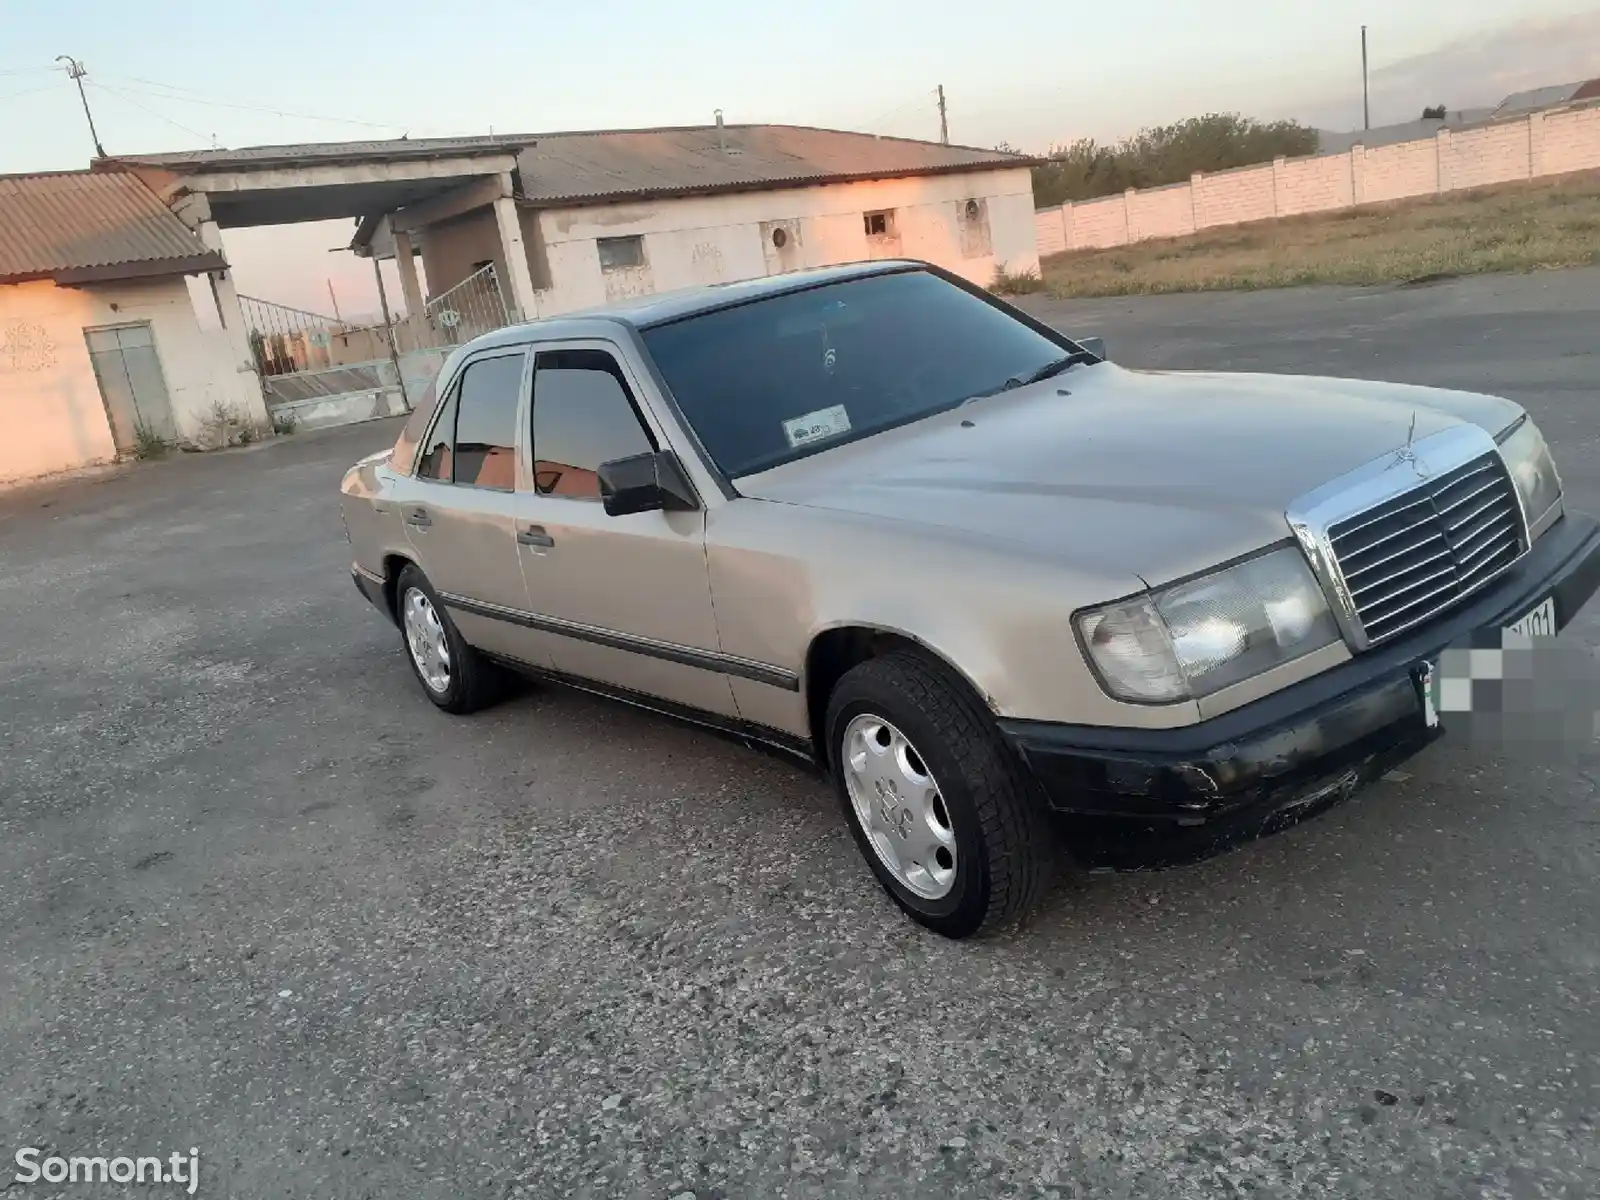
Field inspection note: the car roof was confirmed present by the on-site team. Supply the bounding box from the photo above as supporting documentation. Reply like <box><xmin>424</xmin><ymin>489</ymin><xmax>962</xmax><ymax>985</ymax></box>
<box><xmin>460</xmin><ymin>259</ymin><xmax>925</xmax><ymax>353</ymax></box>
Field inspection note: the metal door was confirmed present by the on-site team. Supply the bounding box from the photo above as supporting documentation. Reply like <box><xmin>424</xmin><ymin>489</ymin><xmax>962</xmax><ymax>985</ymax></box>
<box><xmin>396</xmin><ymin>349</ymin><xmax>554</xmax><ymax>668</ymax></box>
<box><xmin>85</xmin><ymin>324</ymin><xmax>178</xmax><ymax>450</ymax></box>
<box><xmin>510</xmin><ymin>341</ymin><xmax>738</xmax><ymax>718</ymax></box>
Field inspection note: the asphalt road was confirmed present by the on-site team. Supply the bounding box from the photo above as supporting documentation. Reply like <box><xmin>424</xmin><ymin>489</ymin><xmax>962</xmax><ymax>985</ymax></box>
<box><xmin>3</xmin><ymin>269</ymin><xmax>1598</xmax><ymax>1199</ymax></box>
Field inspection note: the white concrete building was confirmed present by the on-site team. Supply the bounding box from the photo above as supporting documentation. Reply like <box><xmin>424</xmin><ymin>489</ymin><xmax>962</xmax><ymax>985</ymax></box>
<box><xmin>381</xmin><ymin>123</ymin><xmax>1041</xmax><ymax>320</ymax></box>
<box><xmin>0</xmin><ymin>171</ymin><xmax>269</xmax><ymax>485</ymax></box>
<box><xmin>107</xmin><ymin>124</ymin><xmax>1040</xmax><ymax>330</ymax></box>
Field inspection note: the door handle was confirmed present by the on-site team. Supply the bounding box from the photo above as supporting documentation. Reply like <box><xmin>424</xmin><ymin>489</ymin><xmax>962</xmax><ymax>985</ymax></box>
<box><xmin>403</xmin><ymin>505</ymin><xmax>432</xmax><ymax>528</ymax></box>
<box><xmin>517</xmin><ymin>525</ymin><xmax>555</xmax><ymax>548</ymax></box>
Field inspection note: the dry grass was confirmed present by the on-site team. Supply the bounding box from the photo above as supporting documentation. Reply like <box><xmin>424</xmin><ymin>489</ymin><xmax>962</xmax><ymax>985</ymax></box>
<box><xmin>1041</xmin><ymin>170</ymin><xmax>1600</xmax><ymax>298</ymax></box>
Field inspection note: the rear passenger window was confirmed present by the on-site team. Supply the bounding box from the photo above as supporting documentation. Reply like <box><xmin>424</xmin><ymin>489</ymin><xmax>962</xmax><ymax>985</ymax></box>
<box><xmin>531</xmin><ymin>349</ymin><xmax>655</xmax><ymax>500</ymax></box>
<box><xmin>452</xmin><ymin>353</ymin><xmax>525</xmax><ymax>490</ymax></box>
<box><xmin>415</xmin><ymin>386</ymin><xmax>459</xmax><ymax>481</ymax></box>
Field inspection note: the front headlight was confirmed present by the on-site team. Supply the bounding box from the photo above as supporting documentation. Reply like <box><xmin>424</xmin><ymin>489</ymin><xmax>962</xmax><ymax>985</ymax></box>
<box><xmin>1498</xmin><ymin>416</ymin><xmax>1562</xmax><ymax>535</ymax></box>
<box><xmin>1076</xmin><ymin>546</ymin><xmax>1341</xmax><ymax>703</ymax></box>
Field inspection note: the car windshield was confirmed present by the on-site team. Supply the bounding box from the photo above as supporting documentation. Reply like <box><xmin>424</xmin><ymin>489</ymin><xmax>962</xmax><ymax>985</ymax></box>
<box><xmin>640</xmin><ymin>269</ymin><xmax>1080</xmax><ymax>477</ymax></box>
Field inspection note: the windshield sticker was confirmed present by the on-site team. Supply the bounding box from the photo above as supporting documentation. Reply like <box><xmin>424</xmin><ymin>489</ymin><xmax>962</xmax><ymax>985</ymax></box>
<box><xmin>783</xmin><ymin>404</ymin><xmax>852</xmax><ymax>449</ymax></box>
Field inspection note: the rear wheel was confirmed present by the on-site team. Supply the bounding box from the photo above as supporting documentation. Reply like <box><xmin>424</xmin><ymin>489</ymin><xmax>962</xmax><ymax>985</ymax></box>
<box><xmin>825</xmin><ymin>649</ymin><xmax>1055</xmax><ymax>938</ymax></box>
<box><xmin>394</xmin><ymin>564</ymin><xmax>509</xmax><ymax>714</ymax></box>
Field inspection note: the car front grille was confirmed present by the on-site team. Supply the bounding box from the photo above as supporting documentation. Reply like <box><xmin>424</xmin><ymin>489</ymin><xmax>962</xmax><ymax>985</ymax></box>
<box><xmin>1328</xmin><ymin>451</ymin><xmax>1525</xmax><ymax>645</ymax></box>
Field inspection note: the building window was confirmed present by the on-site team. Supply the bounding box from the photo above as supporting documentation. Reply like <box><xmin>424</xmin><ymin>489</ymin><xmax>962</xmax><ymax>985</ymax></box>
<box><xmin>863</xmin><ymin>210</ymin><xmax>896</xmax><ymax>238</ymax></box>
<box><xmin>597</xmin><ymin>236</ymin><xmax>646</xmax><ymax>272</ymax></box>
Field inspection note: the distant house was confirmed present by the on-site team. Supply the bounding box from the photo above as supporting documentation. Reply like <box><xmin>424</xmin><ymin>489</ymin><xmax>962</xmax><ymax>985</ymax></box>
<box><xmin>0</xmin><ymin>170</ymin><xmax>268</xmax><ymax>485</ymax></box>
<box><xmin>1494</xmin><ymin>78</ymin><xmax>1600</xmax><ymax>117</ymax></box>
<box><xmin>1319</xmin><ymin>78</ymin><xmax>1600</xmax><ymax>155</ymax></box>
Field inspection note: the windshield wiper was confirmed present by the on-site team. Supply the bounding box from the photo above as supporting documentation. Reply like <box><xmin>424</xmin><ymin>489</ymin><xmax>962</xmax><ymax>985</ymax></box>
<box><xmin>961</xmin><ymin>350</ymin><xmax>1099</xmax><ymax>405</ymax></box>
<box><xmin>1013</xmin><ymin>349</ymin><xmax>1099</xmax><ymax>387</ymax></box>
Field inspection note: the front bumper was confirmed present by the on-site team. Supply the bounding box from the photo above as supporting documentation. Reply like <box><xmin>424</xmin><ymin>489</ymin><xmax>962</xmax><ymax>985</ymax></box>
<box><xmin>1000</xmin><ymin>511</ymin><xmax>1600</xmax><ymax>826</ymax></box>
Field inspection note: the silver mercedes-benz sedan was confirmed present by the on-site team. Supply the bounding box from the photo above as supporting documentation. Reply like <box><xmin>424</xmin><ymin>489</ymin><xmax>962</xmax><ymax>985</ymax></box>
<box><xmin>341</xmin><ymin>260</ymin><xmax>1600</xmax><ymax>939</ymax></box>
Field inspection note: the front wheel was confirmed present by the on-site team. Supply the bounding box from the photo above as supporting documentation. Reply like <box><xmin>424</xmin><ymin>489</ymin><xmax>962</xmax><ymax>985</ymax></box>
<box><xmin>825</xmin><ymin>650</ymin><xmax>1055</xmax><ymax>939</ymax></box>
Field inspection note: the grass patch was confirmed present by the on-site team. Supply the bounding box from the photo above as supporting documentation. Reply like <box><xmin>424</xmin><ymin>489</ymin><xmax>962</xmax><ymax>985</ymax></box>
<box><xmin>132</xmin><ymin>418</ymin><xmax>168</xmax><ymax>461</ymax></box>
<box><xmin>1042</xmin><ymin>170</ymin><xmax>1600</xmax><ymax>298</ymax></box>
<box><xmin>991</xmin><ymin>264</ymin><xmax>1046</xmax><ymax>294</ymax></box>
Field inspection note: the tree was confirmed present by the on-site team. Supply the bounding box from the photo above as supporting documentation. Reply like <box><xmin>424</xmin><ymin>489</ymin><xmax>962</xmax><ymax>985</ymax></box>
<box><xmin>1422</xmin><ymin>105</ymin><xmax>1448</xmax><ymax>120</ymax></box>
<box><xmin>1031</xmin><ymin>113</ymin><xmax>1320</xmax><ymax>206</ymax></box>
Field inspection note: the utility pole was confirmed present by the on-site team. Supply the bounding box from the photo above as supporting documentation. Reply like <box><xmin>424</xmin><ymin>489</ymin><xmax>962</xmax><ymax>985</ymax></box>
<box><xmin>936</xmin><ymin>84</ymin><xmax>949</xmax><ymax>145</ymax></box>
<box><xmin>56</xmin><ymin>56</ymin><xmax>106</xmax><ymax>158</ymax></box>
<box><xmin>1361</xmin><ymin>26</ymin><xmax>1370</xmax><ymax>131</ymax></box>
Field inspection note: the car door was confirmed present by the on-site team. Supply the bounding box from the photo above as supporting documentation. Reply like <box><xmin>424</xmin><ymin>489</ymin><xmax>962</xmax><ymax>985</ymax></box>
<box><xmin>508</xmin><ymin>342</ymin><xmax>739</xmax><ymax>719</ymax></box>
<box><xmin>392</xmin><ymin>347</ymin><xmax>555</xmax><ymax>668</ymax></box>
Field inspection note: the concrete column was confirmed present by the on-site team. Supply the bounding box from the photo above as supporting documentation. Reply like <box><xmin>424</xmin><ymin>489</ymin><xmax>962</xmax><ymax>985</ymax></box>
<box><xmin>1061</xmin><ymin>202</ymin><xmax>1074</xmax><ymax>251</ymax></box>
<box><xmin>1350</xmin><ymin>144</ymin><xmax>1366</xmax><ymax>205</ymax></box>
<box><xmin>1121</xmin><ymin>187</ymin><xmax>1136</xmax><ymax>245</ymax></box>
<box><xmin>1188</xmin><ymin>174</ymin><xmax>1203</xmax><ymax>232</ymax></box>
<box><xmin>493</xmin><ymin>194</ymin><xmax>539</xmax><ymax>323</ymax></box>
<box><xmin>1435</xmin><ymin>128</ymin><xmax>1451</xmax><ymax>193</ymax></box>
<box><xmin>1527</xmin><ymin>112</ymin><xmax>1545</xmax><ymax>179</ymax></box>
<box><xmin>1271</xmin><ymin>156</ymin><xmax>1286</xmax><ymax>217</ymax></box>
<box><xmin>392</xmin><ymin>231</ymin><xmax>425</xmax><ymax>316</ymax></box>
<box><xmin>195</xmin><ymin>218</ymin><xmax>270</xmax><ymax>430</ymax></box>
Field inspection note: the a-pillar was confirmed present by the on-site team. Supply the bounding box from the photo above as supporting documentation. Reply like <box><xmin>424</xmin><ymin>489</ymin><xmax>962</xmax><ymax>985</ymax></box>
<box><xmin>493</xmin><ymin>188</ymin><xmax>539</xmax><ymax>323</ymax></box>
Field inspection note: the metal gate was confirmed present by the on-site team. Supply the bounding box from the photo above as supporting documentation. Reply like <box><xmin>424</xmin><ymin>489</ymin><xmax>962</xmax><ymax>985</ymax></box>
<box><xmin>422</xmin><ymin>264</ymin><xmax>512</xmax><ymax>347</ymax></box>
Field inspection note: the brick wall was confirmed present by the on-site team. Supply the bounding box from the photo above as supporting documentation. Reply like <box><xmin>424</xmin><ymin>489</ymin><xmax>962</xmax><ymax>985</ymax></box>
<box><xmin>1442</xmin><ymin>122</ymin><xmax>1531</xmax><ymax>190</ymax></box>
<box><xmin>1540</xmin><ymin>107</ymin><xmax>1600</xmax><ymax>175</ymax></box>
<box><xmin>1276</xmin><ymin>153</ymin><xmax>1355</xmax><ymax>216</ymax></box>
<box><xmin>1036</xmin><ymin>102</ymin><xmax>1600</xmax><ymax>255</ymax></box>
<box><xmin>1195</xmin><ymin>167</ymin><xmax>1275</xmax><ymax>228</ymax></box>
<box><xmin>1126</xmin><ymin>182</ymin><xmax>1195</xmax><ymax>241</ymax></box>
<box><xmin>1361</xmin><ymin>139</ymin><xmax>1439</xmax><ymax>203</ymax></box>
<box><xmin>1034</xmin><ymin>206</ymin><xmax>1067</xmax><ymax>256</ymax></box>
<box><xmin>1070</xmin><ymin>195</ymin><xmax>1130</xmax><ymax>249</ymax></box>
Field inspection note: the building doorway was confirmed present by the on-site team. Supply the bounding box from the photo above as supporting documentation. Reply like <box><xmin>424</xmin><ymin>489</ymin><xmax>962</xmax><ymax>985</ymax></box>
<box><xmin>85</xmin><ymin>323</ymin><xmax>178</xmax><ymax>451</ymax></box>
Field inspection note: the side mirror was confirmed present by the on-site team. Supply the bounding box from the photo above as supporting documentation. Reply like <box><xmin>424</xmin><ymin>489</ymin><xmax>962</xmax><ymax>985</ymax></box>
<box><xmin>1077</xmin><ymin>335</ymin><xmax>1107</xmax><ymax>360</ymax></box>
<box><xmin>597</xmin><ymin>450</ymin><xmax>699</xmax><ymax>517</ymax></box>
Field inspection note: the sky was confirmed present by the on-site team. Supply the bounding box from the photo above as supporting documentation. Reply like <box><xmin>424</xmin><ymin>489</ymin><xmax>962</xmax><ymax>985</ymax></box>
<box><xmin>3</xmin><ymin>0</ymin><xmax>1597</xmax><ymax>315</ymax></box>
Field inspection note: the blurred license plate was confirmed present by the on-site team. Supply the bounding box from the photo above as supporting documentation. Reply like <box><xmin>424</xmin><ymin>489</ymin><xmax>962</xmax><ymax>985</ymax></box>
<box><xmin>1504</xmin><ymin>596</ymin><xmax>1555</xmax><ymax>638</ymax></box>
<box><xmin>1416</xmin><ymin>661</ymin><xmax>1439</xmax><ymax>729</ymax></box>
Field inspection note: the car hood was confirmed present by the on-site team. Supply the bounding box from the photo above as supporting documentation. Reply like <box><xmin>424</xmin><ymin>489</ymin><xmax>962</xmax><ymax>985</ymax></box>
<box><xmin>735</xmin><ymin>364</ymin><xmax>1523</xmax><ymax>587</ymax></box>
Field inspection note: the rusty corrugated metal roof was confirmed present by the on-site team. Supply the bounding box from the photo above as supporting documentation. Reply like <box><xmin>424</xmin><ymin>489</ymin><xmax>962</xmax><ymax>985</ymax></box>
<box><xmin>0</xmin><ymin>170</ymin><xmax>224</xmax><ymax>285</ymax></box>
<box><xmin>513</xmin><ymin>125</ymin><xmax>1034</xmax><ymax>205</ymax></box>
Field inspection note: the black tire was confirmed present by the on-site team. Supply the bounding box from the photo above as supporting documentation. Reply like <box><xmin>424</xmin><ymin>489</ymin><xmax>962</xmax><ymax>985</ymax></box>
<box><xmin>825</xmin><ymin>649</ymin><xmax>1055</xmax><ymax>939</ymax></box>
<box><xmin>393</xmin><ymin>564</ymin><xmax>509</xmax><ymax>714</ymax></box>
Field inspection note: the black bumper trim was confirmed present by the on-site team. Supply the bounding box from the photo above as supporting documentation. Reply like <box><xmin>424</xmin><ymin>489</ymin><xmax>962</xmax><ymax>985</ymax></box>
<box><xmin>352</xmin><ymin>565</ymin><xmax>390</xmax><ymax>618</ymax></box>
<box><xmin>1001</xmin><ymin>510</ymin><xmax>1600</xmax><ymax>823</ymax></box>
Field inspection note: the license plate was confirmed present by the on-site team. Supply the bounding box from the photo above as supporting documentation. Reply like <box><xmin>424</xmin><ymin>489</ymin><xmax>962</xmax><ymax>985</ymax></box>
<box><xmin>1504</xmin><ymin>596</ymin><xmax>1555</xmax><ymax>639</ymax></box>
<box><xmin>1416</xmin><ymin>661</ymin><xmax>1440</xmax><ymax>729</ymax></box>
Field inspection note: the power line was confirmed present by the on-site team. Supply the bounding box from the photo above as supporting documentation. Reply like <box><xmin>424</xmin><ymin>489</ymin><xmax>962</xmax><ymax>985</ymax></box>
<box><xmin>0</xmin><ymin>81</ymin><xmax>62</xmax><ymax>103</ymax></box>
<box><xmin>0</xmin><ymin>65</ymin><xmax>59</xmax><ymax>77</ymax></box>
<box><xmin>89</xmin><ymin>82</ymin><xmax>210</xmax><ymax>142</ymax></box>
<box><xmin>98</xmin><ymin>74</ymin><xmax>407</xmax><ymax>133</ymax></box>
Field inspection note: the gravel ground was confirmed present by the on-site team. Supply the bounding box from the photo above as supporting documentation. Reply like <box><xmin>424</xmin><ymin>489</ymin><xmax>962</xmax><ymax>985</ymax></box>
<box><xmin>2</xmin><ymin>268</ymin><xmax>1598</xmax><ymax>1199</ymax></box>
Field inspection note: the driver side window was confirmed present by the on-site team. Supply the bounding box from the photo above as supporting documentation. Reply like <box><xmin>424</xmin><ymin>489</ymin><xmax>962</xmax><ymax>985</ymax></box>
<box><xmin>530</xmin><ymin>349</ymin><xmax>655</xmax><ymax>500</ymax></box>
